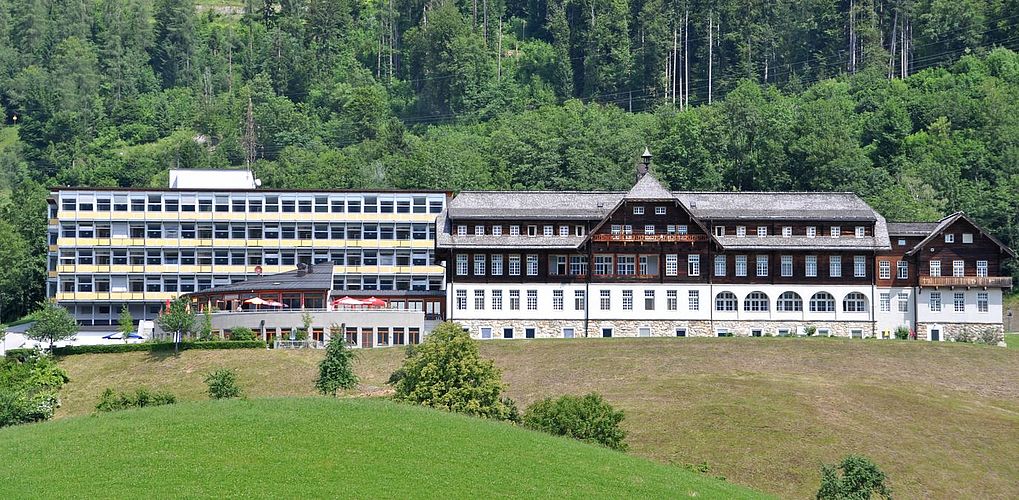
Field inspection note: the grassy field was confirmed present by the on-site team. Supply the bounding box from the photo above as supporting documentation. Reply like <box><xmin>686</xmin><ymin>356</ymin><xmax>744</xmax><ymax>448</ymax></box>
<box><xmin>1006</xmin><ymin>333</ymin><xmax>1018</xmax><ymax>348</ymax></box>
<box><xmin>53</xmin><ymin>337</ymin><xmax>1019</xmax><ymax>498</ymax></box>
<box><xmin>0</xmin><ymin>398</ymin><xmax>758</xmax><ymax>499</ymax></box>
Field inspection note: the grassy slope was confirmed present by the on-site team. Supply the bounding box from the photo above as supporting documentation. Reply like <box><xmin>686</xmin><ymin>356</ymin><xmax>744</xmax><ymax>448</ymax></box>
<box><xmin>1006</xmin><ymin>333</ymin><xmax>1018</xmax><ymax>348</ymax></box>
<box><xmin>0</xmin><ymin>398</ymin><xmax>757</xmax><ymax>499</ymax></box>
<box><xmin>54</xmin><ymin>337</ymin><xmax>1019</xmax><ymax>498</ymax></box>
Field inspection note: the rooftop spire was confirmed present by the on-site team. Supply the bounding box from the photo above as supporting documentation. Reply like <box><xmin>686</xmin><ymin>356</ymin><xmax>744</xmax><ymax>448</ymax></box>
<box><xmin>636</xmin><ymin>147</ymin><xmax>652</xmax><ymax>182</ymax></box>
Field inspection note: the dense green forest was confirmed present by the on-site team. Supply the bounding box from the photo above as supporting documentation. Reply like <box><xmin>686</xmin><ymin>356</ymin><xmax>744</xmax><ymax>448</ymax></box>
<box><xmin>1</xmin><ymin>0</ymin><xmax>1019</xmax><ymax>322</ymax></box>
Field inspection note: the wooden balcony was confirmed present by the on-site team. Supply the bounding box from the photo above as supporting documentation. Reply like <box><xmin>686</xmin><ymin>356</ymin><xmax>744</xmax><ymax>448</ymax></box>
<box><xmin>592</xmin><ymin>234</ymin><xmax>707</xmax><ymax>243</ymax></box>
<box><xmin>919</xmin><ymin>276</ymin><xmax>1013</xmax><ymax>288</ymax></box>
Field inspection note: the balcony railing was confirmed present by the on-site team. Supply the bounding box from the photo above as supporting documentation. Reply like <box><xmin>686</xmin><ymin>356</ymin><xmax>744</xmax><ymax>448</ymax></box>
<box><xmin>919</xmin><ymin>276</ymin><xmax>1013</xmax><ymax>288</ymax></box>
<box><xmin>592</xmin><ymin>234</ymin><xmax>708</xmax><ymax>243</ymax></box>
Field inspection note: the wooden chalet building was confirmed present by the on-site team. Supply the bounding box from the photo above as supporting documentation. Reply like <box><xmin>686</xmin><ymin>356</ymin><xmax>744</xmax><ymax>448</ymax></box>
<box><xmin>436</xmin><ymin>153</ymin><xmax>1014</xmax><ymax>342</ymax></box>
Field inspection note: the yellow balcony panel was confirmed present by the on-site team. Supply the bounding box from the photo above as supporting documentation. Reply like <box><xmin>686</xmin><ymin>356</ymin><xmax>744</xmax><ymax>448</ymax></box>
<box><xmin>75</xmin><ymin>265</ymin><xmax>99</xmax><ymax>273</ymax></box>
<box><xmin>73</xmin><ymin>292</ymin><xmax>99</xmax><ymax>300</ymax></box>
<box><xmin>76</xmin><ymin>238</ymin><xmax>99</xmax><ymax>247</ymax></box>
<box><xmin>96</xmin><ymin>238</ymin><xmax>111</xmax><ymax>246</ymax></box>
<box><xmin>56</xmin><ymin>210</ymin><xmax>75</xmax><ymax>219</ymax></box>
<box><xmin>48</xmin><ymin>218</ymin><xmax>58</xmax><ymax>225</ymax></box>
<box><xmin>58</xmin><ymin>265</ymin><xmax>76</xmax><ymax>273</ymax></box>
<box><xmin>48</xmin><ymin>271</ymin><xmax>57</xmax><ymax>278</ymax></box>
<box><xmin>49</xmin><ymin>245</ymin><xmax>57</xmax><ymax>252</ymax></box>
<box><xmin>109</xmin><ymin>265</ymin><xmax>133</xmax><ymax>273</ymax></box>
<box><xmin>178</xmin><ymin>265</ymin><xmax>201</xmax><ymax>273</ymax></box>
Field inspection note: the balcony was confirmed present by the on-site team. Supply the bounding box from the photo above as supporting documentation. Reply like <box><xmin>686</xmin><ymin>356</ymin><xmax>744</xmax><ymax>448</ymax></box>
<box><xmin>592</xmin><ymin>234</ymin><xmax>707</xmax><ymax>243</ymax></box>
<box><xmin>919</xmin><ymin>276</ymin><xmax>1013</xmax><ymax>288</ymax></box>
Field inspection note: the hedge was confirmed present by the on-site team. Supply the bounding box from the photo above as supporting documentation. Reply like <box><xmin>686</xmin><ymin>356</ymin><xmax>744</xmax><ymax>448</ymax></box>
<box><xmin>3</xmin><ymin>349</ymin><xmax>38</xmax><ymax>361</ymax></box>
<box><xmin>48</xmin><ymin>341</ymin><xmax>266</xmax><ymax>356</ymax></box>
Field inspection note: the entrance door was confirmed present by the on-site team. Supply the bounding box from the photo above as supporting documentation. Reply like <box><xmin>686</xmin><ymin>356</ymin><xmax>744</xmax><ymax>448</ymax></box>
<box><xmin>930</xmin><ymin>328</ymin><xmax>941</xmax><ymax>341</ymax></box>
<box><xmin>360</xmin><ymin>328</ymin><xmax>372</xmax><ymax>348</ymax></box>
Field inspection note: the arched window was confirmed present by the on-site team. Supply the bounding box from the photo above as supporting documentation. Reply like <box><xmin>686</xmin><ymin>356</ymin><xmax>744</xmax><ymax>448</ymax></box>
<box><xmin>714</xmin><ymin>291</ymin><xmax>738</xmax><ymax>311</ymax></box>
<box><xmin>743</xmin><ymin>291</ymin><xmax>770</xmax><ymax>312</ymax></box>
<box><xmin>843</xmin><ymin>292</ymin><xmax>867</xmax><ymax>312</ymax></box>
<box><xmin>809</xmin><ymin>292</ymin><xmax>836</xmax><ymax>312</ymax></box>
<box><xmin>776</xmin><ymin>291</ymin><xmax>803</xmax><ymax>312</ymax></box>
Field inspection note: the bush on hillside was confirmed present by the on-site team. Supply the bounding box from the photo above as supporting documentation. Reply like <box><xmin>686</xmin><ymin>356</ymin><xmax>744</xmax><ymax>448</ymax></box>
<box><xmin>0</xmin><ymin>350</ymin><xmax>69</xmax><ymax>427</ymax></box>
<box><xmin>390</xmin><ymin>322</ymin><xmax>514</xmax><ymax>420</ymax></box>
<box><xmin>817</xmin><ymin>454</ymin><xmax>891</xmax><ymax>500</ymax></box>
<box><xmin>96</xmin><ymin>388</ymin><xmax>177</xmax><ymax>412</ymax></box>
<box><xmin>228</xmin><ymin>327</ymin><xmax>257</xmax><ymax>341</ymax></box>
<box><xmin>894</xmin><ymin>326</ymin><xmax>910</xmax><ymax>340</ymax></box>
<box><xmin>205</xmin><ymin>369</ymin><xmax>242</xmax><ymax>399</ymax></box>
<box><xmin>804</xmin><ymin>326</ymin><xmax>817</xmax><ymax>337</ymax></box>
<box><xmin>316</xmin><ymin>332</ymin><xmax>358</xmax><ymax>396</ymax></box>
<box><xmin>522</xmin><ymin>393</ymin><xmax>627</xmax><ymax>451</ymax></box>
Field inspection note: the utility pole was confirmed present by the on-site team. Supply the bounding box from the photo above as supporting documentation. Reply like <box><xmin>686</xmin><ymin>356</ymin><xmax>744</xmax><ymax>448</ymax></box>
<box><xmin>243</xmin><ymin>97</ymin><xmax>256</xmax><ymax>168</ymax></box>
<box><xmin>708</xmin><ymin>10</ymin><xmax>713</xmax><ymax>104</ymax></box>
<box><xmin>684</xmin><ymin>8</ymin><xmax>689</xmax><ymax>109</ymax></box>
<box><xmin>497</xmin><ymin>18</ymin><xmax>502</xmax><ymax>82</ymax></box>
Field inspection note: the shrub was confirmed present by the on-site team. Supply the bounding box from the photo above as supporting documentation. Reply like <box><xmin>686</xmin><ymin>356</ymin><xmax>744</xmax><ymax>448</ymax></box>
<box><xmin>522</xmin><ymin>393</ymin><xmax>627</xmax><ymax>451</ymax></box>
<box><xmin>817</xmin><ymin>454</ymin><xmax>891</xmax><ymax>500</ymax></box>
<box><xmin>977</xmin><ymin>329</ymin><xmax>1001</xmax><ymax>345</ymax></box>
<box><xmin>0</xmin><ymin>351</ymin><xmax>69</xmax><ymax>427</ymax></box>
<box><xmin>391</xmin><ymin>322</ymin><xmax>514</xmax><ymax>420</ymax></box>
<box><xmin>804</xmin><ymin>326</ymin><xmax>817</xmax><ymax>337</ymax></box>
<box><xmin>953</xmin><ymin>329</ymin><xmax>975</xmax><ymax>343</ymax></box>
<box><xmin>96</xmin><ymin>388</ymin><xmax>177</xmax><ymax>412</ymax></box>
<box><xmin>316</xmin><ymin>335</ymin><xmax>358</xmax><ymax>396</ymax></box>
<box><xmin>894</xmin><ymin>326</ymin><xmax>910</xmax><ymax>340</ymax></box>
<box><xmin>0</xmin><ymin>389</ymin><xmax>59</xmax><ymax>427</ymax></box>
<box><xmin>228</xmin><ymin>327</ymin><xmax>257</xmax><ymax>341</ymax></box>
<box><xmin>205</xmin><ymin>369</ymin><xmax>242</xmax><ymax>399</ymax></box>
<box><xmin>197</xmin><ymin>309</ymin><xmax>214</xmax><ymax>341</ymax></box>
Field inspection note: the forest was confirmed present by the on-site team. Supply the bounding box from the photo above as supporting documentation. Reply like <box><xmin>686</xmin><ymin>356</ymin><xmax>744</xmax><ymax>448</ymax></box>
<box><xmin>1</xmin><ymin>0</ymin><xmax>1018</xmax><ymax>322</ymax></box>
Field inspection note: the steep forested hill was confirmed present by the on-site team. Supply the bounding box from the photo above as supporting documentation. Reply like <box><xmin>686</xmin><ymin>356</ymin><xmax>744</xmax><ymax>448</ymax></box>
<box><xmin>1</xmin><ymin>0</ymin><xmax>1018</xmax><ymax>321</ymax></box>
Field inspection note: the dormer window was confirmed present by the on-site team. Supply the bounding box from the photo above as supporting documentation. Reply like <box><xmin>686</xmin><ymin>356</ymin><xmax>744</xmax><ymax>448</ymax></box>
<box><xmin>492</xmin><ymin>225</ymin><xmax>502</xmax><ymax>236</ymax></box>
<box><xmin>757</xmin><ymin>226</ymin><xmax>767</xmax><ymax>237</ymax></box>
<box><xmin>655</xmin><ymin>206</ymin><xmax>666</xmax><ymax>215</ymax></box>
<box><xmin>510</xmin><ymin>225</ymin><xmax>520</xmax><ymax>236</ymax></box>
<box><xmin>898</xmin><ymin>239</ymin><xmax>906</xmax><ymax>246</ymax></box>
<box><xmin>944</xmin><ymin>233</ymin><xmax>955</xmax><ymax>243</ymax></box>
<box><xmin>457</xmin><ymin>225</ymin><xmax>467</xmax><ymax>236</ymax></box>
<box><xmin>527</xmin><ymin>225</ymin><xmax>537</xmax><ymax>237</ymax></box>
<box><xmin>544</xmin><ymin>225</ymin><xmax>553</xmax><ymax>236</ymax></box>
<box><xmin>559</xmin><ymin>225</ymin><xmax>569</xmax><ymax>236</ymax></box>
<box><xmin>782</xmin><ymin>227</ymin><xmax>792</xmax><ymax>237</ymax></box>
<box><xmin>962</xmin><ymin>233</ymin><xmax>973</xmax><ymax>244</ymax></box>
<box><xmin>474</xmin><ymin>225</ymin><xmax>485</xmax><ymax>236</ymax></box>
<box><xmin>715</xmin><ymin>226</ymin><xmax>726</xmax><ymax>237</ymax></box>
<box><xmin>830</xmin><ymin>226</ymin><xmax>841</xmax><ymax>238</ymax></box>
<box><xmin>575</xmin><ymin>225</ymin><xmax>586</xmax><ymax>236</ymax></box>
<box><xmin>807</xmin><ymin>226</ymin><xmax>817</xmax><ymax>238</ymax></box>
<box><xmin>736</xmin><ymin>226</ymin><xmax>746</xmax><ymax>238</ymax></box>
<box><xmin>633</xmin><ymin>206</ymin><xmax>644</xmax><ymax>215</ymax></box>
<box><xmin>855</xmin><ymin>226</ymin><xmax>865</xmax><ymax>238</ymax></box>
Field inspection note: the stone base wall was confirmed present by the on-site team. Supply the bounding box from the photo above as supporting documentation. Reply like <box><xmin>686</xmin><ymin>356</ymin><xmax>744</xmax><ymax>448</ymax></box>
<box><xmin>453</xmin><ymin>319</ymin><xmax>878</xmax><ymax>339</ymax></box>
<box><xmin>916</xmin><ymin>322</ymin><xmax>1004</xmax><ymax>343</ymax></box>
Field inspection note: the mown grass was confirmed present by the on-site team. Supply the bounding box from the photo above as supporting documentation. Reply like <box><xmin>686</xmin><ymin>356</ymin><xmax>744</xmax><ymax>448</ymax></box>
<box><xmin>1006</xmin><ymin>333</ymin><xmax>1018</xmax><ymax>349</ymax></box>
<box><xmin>53</xmin><ymin>337</ymin><xmax>1019</xmax><ymax>498</ymax></box>
<box><xmin>0</xmin><ymin>398</ymin><xmax>760</xmax><ymax>499</ymax></box>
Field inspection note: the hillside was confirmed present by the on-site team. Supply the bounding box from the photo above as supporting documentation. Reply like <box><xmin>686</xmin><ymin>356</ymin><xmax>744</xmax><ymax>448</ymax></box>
<box><xmin>52</xmin><ymin>337</ymin><xmax>1019</xmax><ymax>498</ymax></box>
<box><xmin>0</xmin><ymin>397</ymin><xmax>758</xmax><ymax>499</ymax></box>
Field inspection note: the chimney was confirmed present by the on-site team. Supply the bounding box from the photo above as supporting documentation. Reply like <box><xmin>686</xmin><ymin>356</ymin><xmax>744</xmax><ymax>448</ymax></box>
<box><xmin>296</xmin><ymin>262</ymin><xmax>308</xmax><ymax>277</ymax></box>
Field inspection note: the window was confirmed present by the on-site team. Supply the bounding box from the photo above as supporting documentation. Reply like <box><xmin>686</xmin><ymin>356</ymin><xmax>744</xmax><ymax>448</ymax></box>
<box><xmin>456</xmin><ymin>290</ymin><xmax>467</xmax><ymax>310</ymax></box>
<box><xmin>898</xmin><ymin>238</ymin><xmax>906</xmax><ymax>246</ymax></box>
<box><xmin>508</xmin><ymin>255</ymin><xmax>521</xmax><ymax>276</ymax></box>
<box><xmin>474</xmin><ymin>225</ymin><xmax>485</xmax><ymax>236</ymax></box>
<box><xmin>736</xmin><ymin>226</ymin><xmax>746</xmax><ymax>237</ymax></box>
<box><xmin>600</xmin><ymin>290</ymin><xmax>611</xmax><ymax>310</ymax></box>
<box><xmin>780</xmin><ymin>255</ymin><xmax>793</xmax><ymax>277</ymax></box>
<box><xmin>527</xmin><ymin>225</ymin><xmax>537</xmax><ymax>237</ymax></box>
<box><xmin>474</xmin><ymin>254</ymin><xmax>486</xmax><ymax>275</ymax></box>
<box><xmin>854</xmin><ymin>256</ymin><xmax>866</xmax><ymax>278</ymax></box>
<box><xmin>688</xmin><ymin>290</ymin><xmax>700</xmax><ymax>311</ymax></box>
<box><xmin>616</xmin><ymin>255</ymin><xmax>635</xmax><ymax>275</ymax></box>
<box><xmin>977</xmin><ymin>260</ymin><xmax>988</xmax><ymax>277</ymax></box>
<box><xmin>491</xmin><ymin>225</ymin><xmax>502</xmax><ymax>236</ymax></box>
<box><xmin>491</xmin><ymin>254</ymin><xmax>503</xmax><ymax>276</ymax></box>
<box><xmin>897</xmin><ymin>261</ymin><xmax>908</xmax><ymax>279</ymax></box>
<box><xmin>962</xmin><ymin>233</ymin><xmax>973</xmax><ymax>244</ymax></box>
<box><xmin>929</xmin><ymin>292</ymin><xmax>941</xmax><ymax>312</ymax></box>
<box><xmin>575</xmin><ymin>225</ymin><xmax>586</xmax><ymax>236</ymax></box>
<box><xmin>457</xmin><ymin>225</ymin><xmax>467</xmax><ymax>236</ymax></box>
<box><xmin>665</xmin><ymin>254</ymin><xmax>678</xmax><ymax>276</ymax></box>
<box><xmin>879</xmin><ymin>261</ymin><xmax>891</xmax><ymax>279</ymax></box>
<box><xmin>667</xmin><ymin>290</ymin><xmax>678</xmax><ymax>310</ymax></box>
<box><xmin>880</xmin><ymin>293</ymin><xmax>890</xmax><ymax>312</ymax></box>
<box><xmin>944</xmin><ymin>233</ymin><xmax>954</xmax><ymax>243</ymax></box>
<box><xmin>492</xmin><ymin>290</ymin><xmax>503</xmax><ymax>310</ymax></box>
<box><xmin>897</xmin><ymin>292</ymin><xmax>909</xmax><ymax>312</ymax></box>
<box><xmin>757</xmin><ymin>226</ymin><xmax>767</xmax><ymax>237</ymax></box>
<box><xmin>756</xmin><ymin>255</ymin><xmax>768</xmax><ymax>277</ymax></box>
<box><xmin>553</xmin><ymin>290</ymin><xmax>564</xmax><ymax>310</ymax></box>
<box><xmin>675</xmin><ymin>328</ymin><xmax>687</xmax><ymax>337</ymax></box>
<box><xmin>954</xmin><ymin>292</ymin><xmax>965</xmax><ymax>312</ymax></box>
<box><xmin>574</xmin><ymin>290</ymin><xmax>585</xmax><ymax>310</ymax></box>
<box><xmin>510</xmin><ymin>225</ymin><xmax>520</xmax><ymax>236</ymax></box>
<box><xmin>655</xmin><ymin>206</ymin><xmax>666</xmax><ymax>215</ymax></box>
<box><xmin>569</xmin><ymin>256</ymin><xmax>587</xmax><ymax>275</ymax></box>
<box><xmin>611</xmin><ymin>224</ymin><xmax>622</xmax><ymax>236</ymax></box>
<box><xmin>714</xmin><ymin>226</ymin><xmax>725</xmax><ymax>237</ymax></box>
<box><xmin>559</xmin><ymin>225</ymin><xmax>569</xmax><ymax>236</ymax></box>
<box><xmin>561</xmin><ymin>327</ymin><xmax>574</xmax><ymax>339</ymax></box>
<box><xmin>687</xmin><ymin>255</ymin><xmax>700</xmax><ymax>276</ymax></box>
<box><xmin>527</xmin><ymin>290</ymin><xmax>538</xmax><ymax>310</ymax></box>
<box><xmin>855</xmin><ymin>226</ymin><xmax>865</xmax><ymax>238</ymax></box>
<box><xmin>744</xmin><ymin>291</ymin><xmax>769</xmax><ymax>312</ymax></box>
<box><xmin>474</xmin><ymin>290</ymin><xmax>485</xmax><ymax>309</ymax></box>
<box><xmin>602</xmin><ymin>327</ymin><xmax>613</xmax><ymax>338</ymax></box>
<box><xmin>843</xmin><ymin>292</ymin><xmax>867</xmax><ymax>312</ymax></box>
<box><xmin>715</xmin><ymin>292</ymin><xmax>737</xmax><ymax>311</ymax></box>
<box><xmin>622</xmin><ymin>290</ymin><xmax>633</xmax><ymax>310</ymax></box>
<box><xmin>829</xmin><ymin>256</ymin><xmax>842</xmax><ymax>278</ymax></box>
<box><xmin>929</xmin><ymin>260</ymin><xmax>941</xmax><ymax>277</ymax></box>
<box><xmin>638</xmin><ymin>255</ymin><xmax>655</xmax><ymax>276</ymax></box>
<box><xmin>594</xmin><ymin>255</ymin><xmax>613</xmax><ymax>275</ymax></box>
<box><xmin>830</xmin><ymin>226</ymin><xmax>841</xmax><ymax>238</ymax></box>
<box><xmin>977</xmin><ymin>292</ymin><xmax>988</xmax><ymax>312</ymax></box>
<box><xmin>526</xmin><ymin>255</ymin><xmax>538</xmax><ymax>276</ymax></box>
<box><xmin>644</xmin><ymin>290</ymin><xmax>655</xmax><ymax>310</ymax></box>
<box><xmin>623</xmin><ymin>225</ymin><xmax>633</xmax><ymax>235</ymax></box>
<box><xmin>543</xmin><ymin>225</ymin><xmax>553</xmax><ymax>236</ymax></box>
<box><xmin>633</xmin><ymin>206</ymin><xmax>644</xmax><ymax>215</ymax></box>
<box><xmin>952</xmin><ymin>260</ymin><xmax>964</xmax><ymax>277</ymax></box>
<box><xmin>807</xmin><ymin>226</ymin><xmax>817</xmax><ymax>238</ymax></box>
<box><xmin>714</xmin><ymin>255</ymin><xmax>726</xmax><ymax>277</ymax></box>
<box><xmin>809</xmin><ymin>292</ymin><xmax>836</xmax><ymax>312</ymax></box>
<box><xmin>782</xmin><ymin>226</ymin><xmax>792</xmax><ymax>237</ymax></box>
<box><xmin>777</xmin><ymin>292</ymin><xmax>802</xmax><ymax>312</ymax></box>
<box><xmin>644</xmin><ymin>224</ymin><xmax>655</xmax><ymax>235</ymax></box>
<box><xmin>456</xmin><ymin>254</ymin><xmax>468</xmax><ymax>276</ymax></box>
<box><xmin>735</xmin><ymin>255</ymin><xmax>747</xmax><ymax>277</ymax></box>
<box><xmin>509</xmin><ymin>290</ymin><xmax>520</xmax><ymax>310</ymax></box>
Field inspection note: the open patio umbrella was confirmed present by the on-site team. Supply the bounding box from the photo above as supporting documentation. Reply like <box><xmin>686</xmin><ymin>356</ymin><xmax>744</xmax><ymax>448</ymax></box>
<box><xmin>364</xmin><ymin>297</ymin><xmax>387</xmax><ymax>307</ymax></box>
<box><xmin>333</xmin><ymin>296</ymin><xmax>368</xmax><ymax>306</ymax></box>
<box><xmin>264</xmin><ymin>300</ymin><xmax>287</xmax><ymax>308</ymax></box>
<box><xmin>243</xmin><ymin>297</ymin><xmax>270</xmax><ymax>305</ymax></box>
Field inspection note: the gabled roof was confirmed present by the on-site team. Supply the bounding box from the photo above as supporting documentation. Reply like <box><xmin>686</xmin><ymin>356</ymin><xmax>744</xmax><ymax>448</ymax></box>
<box><xmin>904</xmin><ymin>212</ymin><xmax>1017</xmax><ymax>258</ymax></box>
<box><xmin>624</xmin><ymin>173</ymin><xmax>674</xmax><ymax>200</ymax></box>
<box><xmin>886</xmin><ymin>221</ymin><xmax>940</xmax><ymax>237</ymax></box>
<box><xmin>189</xmin><ymin>263</ymin><xmax>334</xmax><ymax>295</ymax></box>
<box><xmin>446</xmin><ymin>191</ymin><xmax>623</xmax><ymax>220</ymax></box>
<box><xmin>674</xmin><ymin>192</ymin><xmax>878</xmax><ymax>221</ymax></box>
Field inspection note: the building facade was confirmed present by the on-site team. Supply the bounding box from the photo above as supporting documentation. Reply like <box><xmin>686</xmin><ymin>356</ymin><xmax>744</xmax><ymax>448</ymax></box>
<box><xmin>48</xmin><ymin>169</ymin><xmax>449</xmax><ymax>327</ymax></box>
<box><xmin>437</xmin><ymin>165</ymin><xmax>1014</xmax><ymax>342</ymax></box>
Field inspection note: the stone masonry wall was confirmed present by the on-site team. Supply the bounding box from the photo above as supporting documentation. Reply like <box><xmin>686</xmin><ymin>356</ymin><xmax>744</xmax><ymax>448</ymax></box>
<box><xmin>453</xmin><ymin>319</ymin><xmax>878</xmax><ymax>339</ymax></box>
<box><xmin>916</xmin><ymin>322</ymin><xmax>1004</xmax><ymax>343</ymax></box>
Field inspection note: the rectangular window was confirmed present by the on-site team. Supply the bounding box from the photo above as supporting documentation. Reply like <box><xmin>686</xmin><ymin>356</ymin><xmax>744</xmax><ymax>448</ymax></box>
<box><xmin>527</xmin><ymin>290</ymin><xmax>538</xmax><ymax>310</ymax></box>
<box><xmin>714</xmin><ymin>226</ymin><xmax>725</xmax><ymax>237</ymax></box>
<box><xmin>879</xmin><ymin>261</ymin><xmax>891</xmax><ymax>279</ymax></box>
<box><xmin>474</xmin><ymin>225</ymin><xmax>485</xmax><ymax>236</ymax></box>
<box><xmin>735</xmin><ymin>255</ymin><xmax>748</xmax><ymax>277</ymax></box>
<box><xmin>509</xmin><ymin>290</ymin><xmax>520</xmax><ymax>310</ymax></box>
<box><xmin>489</xmin><ymin>254</ymin><xmax>503</xmax><ymax>276</ymax></box>
<box><xmin>757</xmin><ymin>226</ymin><xmax>767</xmax><ymax>237</ymax></box>
<box><xmin>543</xmin><ymin>225</ymin><xmax>553</xmax><ymax>236</ymax></box>
<box><xmin>736</xmin><ymin>226</ymin><xmax>746</xmax><ymax>237</ymax></box>
<box><xmin>644</xmin><ymin>289</ymin><xmax>655</xmax><ymax>310</ymax></box>
<box><xmin>457</xmin><ymin>225</ymin><xmax>467</xmax><ymax>236</ymax></box>
<box><xmin>456</xmin><ymin>290</ymin><xmax>467</xmax><ymax>310</ymax></box>
<box><xmin>474</xmin><ymin>254</ymin><xmax>486</xmax><ymax>275</ymax></box>
<box><xmin>897</xmin><ymin>261</ymin><xmax>908</xmax><ymax>279</ymax></box>
<box><xmin>687</xmin><ymin>255</ymin><xmax>700</xmax><ymax>276</ymax></box>
<box><xmin>855</xmin><ymin>226</ymin><xmax>865</xmax><ymax>238</ymax></box>
<box><xmin>623</xmin><ymin>225</ymin><xmax>633</xmax><ymax>235</ymax></box>
<box><xmin>962</xmin><ymin>233</ymin><xmax>973</xmax><ymax>244</ymax></box>
<box><xmin>456</xmin><ymin>254</ymin><xmax>468</xmax><ymax>276</ymax></box>
<box><xmin>492</xmin><ymin>290</ymin><xmax>503</xmax><ymax>310</ymax></box>
<box><xmin>622</xmin><ymin>290</ymin><xmax>633</xmax><ymax>310</ymax></box>
<box><xmin>929</xmin><ymin>260</ymin><xmax>941</xmax><ymax>277</ymax></box>
<box><xmin>611</xmin><ymin>224</ymin><xmax>622</xmax><ymax>236</ymax></box>
<box><xmin>807</xmin><ymin>226</ymin><xmax>817</xmax><ymax>238</ymax></box>
<box><xmin>559</xmin><ymin>225</ymin><xmax>569</xmax><ymax>236</ymax></box>
<box><xmin>880</xmin><ymin>293</ymin><xmax>890</xmax><ymax>312</ymax></box>
<box><xmin>527</xmin><ymin>225</ymin><xmax>537</xmax><ymax>237</ymax></box>
<box><xmin>929</xmin><ymin>292</ymin><xmax>941</xmax><ymax>312</ymax></box>
<box><xmin>781</xmin><ymin>255</ymin><xmax>793</xmax><ymax>277</ymax></box>
<box><xmin>756</xmin><ymin>255</ymin><xmax>768</xmax><ymax>277</ymax></box>
<box><xmin>574</xmin><ymin>290</ymin><xmax>585</xmax><ymax>310</ymax></box>
<box><xmin>854</xmin><ymin>256</ymin><xmax>866</xmax><ymax>278</ymax></box>
<box><xmin>688</xmin><ymin>290</ymin><xmax>700</xmax><ymax>311</ymax></box>
<box><xmin>655</xmin><ymin>206</ymin><xmax>666</xmax><ymax>215</ymax></box>
<box><xmin>944</xmin><ymin>233</ymin><xmax>955</xmax><ymax>243</ymax></box>
<box><xmin>491</xmin><ymin>225</ymin><xmax>502</xmax><ymax>236</ymax></box>
<box><xmin>954</xmin><ymin>292</ymin><xmax>965</xmax><ymax>312</ymax></box>
<box><xmin>644</xmin><ymin>224</ymin><xmax>655</xmax><ymax>235</ymax></box>
<box><xmin>977</xmin><ymin>292</ymin><xmax>988</xmax><ymax>312</ymax></box>
<box><xmin>831</xmin><ymin>226</ymin><xmax>841</xmax><ymax>238</ymax></box>
<box><xmin>510</xmin><ymin>225</ymin><xmax>520</xmax><ymax>236</ymax></box>
<box><xmin>594</xmin><ymin>255</ymin><xmax>613</xmax><ymax>275</ymax></box>
<box><xmin>782</xmin><ymin>226</ymin><xmax>792</xmax><ymax>237</ymax></box>
<box><xmin>714</xmin><ymin>255</ymin><xmax>726</xmax><ymax>277</ymax></box>
<box><xmin>526</xmin><ymin>255</ymin><xmax>538</xmax><ymax>276</ymax></box>
<box><xmin>633</xmin><ymin>206</ymin><xmax>644</xmax><ymax>215</ymax></box>
<box><xmin>667</xmin><ymin>290</ymin><xmax>678</xmax><ymax>310</ymax></box>
<box><xmin>665</xmin><ymin>254</ymin><xmax>678</xmax><ymax>276</ymax></box>
<box><xmin>553</xmin><ymin>290</ymin><xmax>564</xmax><ymax>310</ymax></box>
<box><xmin>807</xmin><ymin>256</ymin><xmax>819</xmax><ymax>277</ymax></box>
<box><xmin>897</xmin><ymin>292</ymin><xmax>909</xmax><ymax>313</ymax></box>
<box><xmin>977</xmin><ymin>260</ymin><xmax>988</xmax><ymax>277</ymax></box>
<box><xmin>474</xmin><ymin>290</ymin><xmax>485</xmax><ymax>310</ymax></box>
<box><xmin>617</xmin><ymin>255</ymin><xmax>636</xmax><ymax>275</ymax></box>
<box><xmin>953</xmin><ymin>260</ymin><xmax>964</xmax><ymax>277</ymax></box>
<box><xmin>569</xmin><ymin>256</ymin><xmax>587</xmax><ymax>276</ymax></box>
<box><xmin>600</xmin><ymin>290</ymin><xmax>611</xmax><ymax>310</ymax></box>
<box><xmin>508</xmin><ymin>255</ymin><xmax>521</xmax><ymax>276</ymax></box>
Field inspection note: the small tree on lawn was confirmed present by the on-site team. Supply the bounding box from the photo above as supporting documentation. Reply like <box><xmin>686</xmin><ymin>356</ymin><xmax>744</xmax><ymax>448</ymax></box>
<box><xmin>315</xmin><ymin>328</ymin><xmax>358</xmax><ymax>396</ymax></box>
<box><xmin>117</xmin><ymin>306</ymin><xmax>134</xmax><ymax>343</ymax></box>
<box><xmin>26</xmin><ymin>300</ymin><xmax>78</xmax><ymax>350</ymax></box>
<box><xmin>390</xmin><ymin>321</ymin><xmax>513</xmax><ymax>420</ymax></box>
<box><xmin>197</xmin><ymin>308</ymin><xmax>214</xmax><ymax>341</ymax></box>
<box><xmin>157</xmin><ymin>297</ymin><xmax>194</xmax><ymax>353</ymax></box>
<box><xmin>817</xmin><ymin>454</ymin><xmax>892</xmax><ymax>500</ymax></box>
